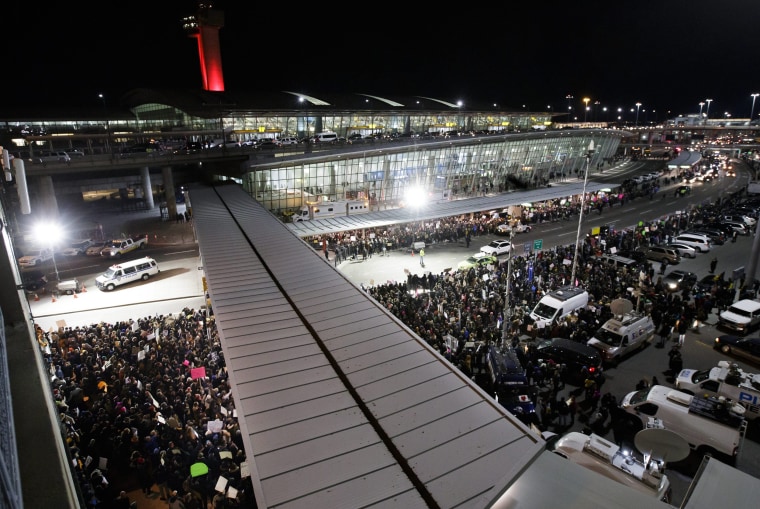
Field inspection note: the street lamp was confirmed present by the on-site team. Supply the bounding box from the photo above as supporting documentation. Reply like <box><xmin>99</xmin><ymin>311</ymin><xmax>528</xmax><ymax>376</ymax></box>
<box><xmin>594</xmin><ymin>101</ymin><xmax>600</xmax><ymax>122</ymax></box>
<box><xmin>635</xmin><ymin>102</ymin><xmax>642</xmax><ymax>126</ymax></box>
<box><xmin>751</xmin><ymin>93</ymin><xmax>759</xmax><ymax>121</ymax></box>
<box><xmin>705</xmin><ymin>99</ymin><xmax>713</xmax><ymax>125</ymax></box>
<box><xmin>501</xmin><ymin>226</ymin><xmax>515</xmax><ymax>346</ymax></box>
<box><xmin>570</xmin><ymin>140</ymin><xmax>595</xmax><ymax>285</ymax></box>
<box><xmin>699</xmin><ymin>101</ymin><xmax>705</xmax><ymax>118</ymax></box>
<box><xmin>566</xmin><ymin>94</ymin><xmax>574</xmax><ymax>121</ymax></box>
<box><xmin>98</xmin><ymin>93</ymin><xmax>110</xmax><ymax>153</ymax></box>
<box><xmin>583</xmin><ymin>97</ymin><xmax>590</xmax><ymax>123</ymax></box>
<box><xmin>34</xmin><ymin>222</ymin><xmax>61</xmax><ymax>282</ymax></box>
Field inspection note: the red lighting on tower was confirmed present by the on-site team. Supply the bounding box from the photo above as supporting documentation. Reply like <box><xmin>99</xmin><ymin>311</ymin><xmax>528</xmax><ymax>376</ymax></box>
<box><xmin>182</xmin><ymin>3</ymin><xmax>225</xmax><ymax>92</ymax></box>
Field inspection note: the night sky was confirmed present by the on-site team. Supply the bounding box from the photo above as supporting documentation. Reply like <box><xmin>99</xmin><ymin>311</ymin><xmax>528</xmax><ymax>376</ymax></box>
<box><xmin>4</xmin><ymin>0</ymin><xmax>760</xmax><ymax>121</ymax></box>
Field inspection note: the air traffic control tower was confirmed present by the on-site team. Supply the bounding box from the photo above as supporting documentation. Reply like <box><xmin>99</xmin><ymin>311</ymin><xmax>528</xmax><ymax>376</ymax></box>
<box><xmin>182</xmin><ymin>2</ymin><xmax>225</xmax><ymax>92</ymax></box>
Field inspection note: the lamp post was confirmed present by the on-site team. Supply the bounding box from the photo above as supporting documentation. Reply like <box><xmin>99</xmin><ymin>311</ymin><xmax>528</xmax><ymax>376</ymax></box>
<box><xmin>98</xmin><ymin>93</ymin><xmax>110</xmax><ymax>154</ymax></box>
<box><xmin>751</xmin><ymin>93</ymin><xmax>759</xmax><ymax>121</ymax></box>
<box><xmin>635</xmin><ymin>102</ymin><xmax>642</xmax><ymax>126</ymax></box>
<box><xmin>35</xmin><ymin>223</ymin><xmax>61</xmax><ymax>283</ymax></box>
<box><xmin>583</xmin><ymin>97</ymin><xmax>590</xmax><ymax>123</ymax></box>
<box><xmin>594</xmin><ymin>101</ymin><xmax>600</xmax><ymax>122</ymax></box>
<box><xmin>566</xmin><ymin>94</ymin><xmax>574</xmax><ymax>122</ymax></box>
<box><xmin>699</xmin><ymin>101</ymin><xmax>705</xmax><ymax>119</ymax></box>
<box><xmin>501</xmin><ymin>226</ymin><xmax>515</xmax><ymax>346</ymax></box>
<box><xmin>570</xmin><ymin>140</ymin><xmax>595</xmax><ymax>286</ymax></box>
<box><xmin>705</xmin><ymin>99</ymin><xmax>713</xmax><ymax>125</ymax></box>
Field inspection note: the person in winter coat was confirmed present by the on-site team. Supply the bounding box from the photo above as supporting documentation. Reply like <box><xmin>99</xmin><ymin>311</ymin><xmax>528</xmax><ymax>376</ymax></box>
<box><xmin>676</xmin><ymin>316</ymin><xmax>689</xmax><ymax>346</ymax></box>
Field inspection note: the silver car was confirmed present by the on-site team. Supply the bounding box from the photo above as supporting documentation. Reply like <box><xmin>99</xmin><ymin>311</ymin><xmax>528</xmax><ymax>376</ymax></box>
<box><xmin>666</xmin><ymin>243</ymin><xmax>697</xmax><ymax>258</ymax></box>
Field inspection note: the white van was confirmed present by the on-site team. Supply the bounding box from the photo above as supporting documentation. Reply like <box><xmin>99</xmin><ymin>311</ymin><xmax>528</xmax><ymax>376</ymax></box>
<box><xmin>673</xmin><ymin>233</ymin><xmax>711</xmax><ymax>253</ymax></box>
<box><xmin>313</xmin><ymin>131</ymin><xmax>338</xmax><ymax>143</ymax></box>
<box><xmin>95</xmin><ymin>257</ymin><xmax>159</xmax><ymax>291</ymax></box>
<box><xmin>587</xmin><ymin>312</ymin><xmax>655</xmax><ymax>365</ymax></box>
<box><xmin>530</xmin><ymin>285</ymin><xmax>589</xmax><ymax>328</ymax></box>
<box><xmin>621</xmin><ymin>385</ymin><xmax>746</xmax><ymax>462</ymax></box>
<box><xmin>544</xmin><ymin>431</ymin><xmax>671</xmax><ymax>501</ymax></box>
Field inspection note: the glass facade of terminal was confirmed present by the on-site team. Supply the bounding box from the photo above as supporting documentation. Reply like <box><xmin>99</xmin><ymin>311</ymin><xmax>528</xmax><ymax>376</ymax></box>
<box><xmin>239</xmin><ymin>131</ymin><xmax>625</xmax><ymax>214</ymax></box>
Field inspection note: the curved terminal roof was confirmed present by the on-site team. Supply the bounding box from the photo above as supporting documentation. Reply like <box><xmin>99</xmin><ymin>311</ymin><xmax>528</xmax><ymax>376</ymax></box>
<box><xmin>120</xmin><ymin>88</ymin><xmax>524</xmax><ymax>117</ymax></box>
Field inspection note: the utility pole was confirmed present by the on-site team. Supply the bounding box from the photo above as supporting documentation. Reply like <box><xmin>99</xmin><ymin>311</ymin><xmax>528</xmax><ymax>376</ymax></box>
<box><xmin>570</xmin><ymin>141</ymin><xmax>595</xmax><ymax>285</ymax></box>
<box><xmin>501</xmin><ymin>227</ymin><xmax>515</xmax><ymax>349</ymax></box>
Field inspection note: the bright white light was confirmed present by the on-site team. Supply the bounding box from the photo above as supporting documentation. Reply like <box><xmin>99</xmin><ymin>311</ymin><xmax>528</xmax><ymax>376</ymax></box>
<box><xmin>34</xmin><ymin>222</ymin><xmax>62</xmax><ymax>246</ymax></box>
<box><xmin>405</xmin><ymin>186</ymin><xmax>428</xmax><ymax>208</ymax></box>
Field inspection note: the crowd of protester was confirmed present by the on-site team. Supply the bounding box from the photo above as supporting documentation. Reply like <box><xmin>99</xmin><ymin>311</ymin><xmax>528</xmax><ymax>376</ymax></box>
<box><xmin>352</xmin><ymin>187</ymin><xmax>756</xmax><ymax>435</ymax></box>
<box><xmin>36</xmin><ymin>305</ymin><xmax>253</xmax><ymax>509</ymax></box>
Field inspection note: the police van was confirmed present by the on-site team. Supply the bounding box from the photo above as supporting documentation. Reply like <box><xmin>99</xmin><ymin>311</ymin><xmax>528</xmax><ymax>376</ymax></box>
<box><xmin>587</xmin><ymin>312</ymin><xmax>655</xmax><ymax>366</ymax></box>
<box><xmin>621</xmin><ymin>385</ymin><xmax>747</xmax><ymax>463</ymax></box>
<box><xmin>486</xmin><ymin>345</ymin><xmax>537</xmax><ymax>418</ymax></box>
<box><xmin>676</xmin><ymin>360</ymin><xmax>760</xmax><ymax>420</ymax></box>
<box><xmin>95</xmin><ymin>257</ymin><xmax>159</xmax><ymax>291</ymax></box>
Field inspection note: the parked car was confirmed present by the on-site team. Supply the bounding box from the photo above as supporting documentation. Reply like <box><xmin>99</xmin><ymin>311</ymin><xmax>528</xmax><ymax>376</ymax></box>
<box><xmin>18</xmin><ymin>248</ymin><xmax>54</xmax><ymax>267</ymax></box>
<box><xmin>33</xmin><ymin>151</ymin><xmax>70</xmax><ymax>164</ymax></box>
<box><xmin>276</xmin><ymin>137</ymin><xmax>300</xmax><ymax>146</ymax></box>
<box><xmin>713</xmin><ymin>335</ymin><xmax>760</xmax><ymax>367</ymax></box>
<box><xmin>534</xmin><ymin>338</ymin><xmax>603</xmax><ymax>385</ymax></box>
<box><xmin>257</xmin><ymin>139</ymin><xmax>277</xmax><ymax>150</ymax></box>
<box><xmin>457</xmin><ymin>253</ymin><xmax>498</xmax><ymax>270</ymax></box>
<box><xmin>480</xmin><ymin>239</ymin><xmax>513</xmax><ymax>256</ymax></box>
<box><xmin>21</xmin><ymin>269</ymin><xmax>48</xmax><ymax>292</ymax></box>
<box><xmin>688</xmin><ymin>228</ymin><xmax>725</xmax><ymax>245</ymax></box>
<box><xmin>64</xmin><ymin>149</ymin><xmax>85</xmax><ymax>158</ymax></box>
<box><xmin>644</xmin><ymin>246</ymin><xmax>681</xmax><ymax>265</ymax></box>
<box><xmin>722</xmin><ymin>214</ymin><xmax>756</xmax><ymax>227</ymax></box>
<box><xmin>666</xmin><ymin>243</ymin><xmax>697</xmax><ymax>259</ymax></box>
<box><xmin>121</xmin><ymin>142</ymin><xmax>162</xmax><ymax>155</ymax></box>
<box><xmin>720</xmin><ymin>221</ymin><xmax>750</xmax><ymax>236</ymax></box>
<box><xmin>497</xmin><ymin>222</ymin><xmax>532</xmax><ymax>234</ymax></box>
<box><xmin>85</xmin><ymin>241</ymin><xmax>109</xmax><ymax>256</ymax></box>
<box><xmin>175</xmin><ymin>142</ymin><xmax>203</xmax><ymax>153</ymax></box>
<box><xmin>661</xmin><ymin>270</ymin><xmax>697</xmax><ymax>292</ymax></box>
<box><xmin>61</xmin><ymin>239</ymin><xmax>94</xmax><ymax>256</ymax></box>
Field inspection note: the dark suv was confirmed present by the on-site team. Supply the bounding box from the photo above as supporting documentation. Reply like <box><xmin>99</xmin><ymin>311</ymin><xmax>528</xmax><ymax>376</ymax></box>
<box><xmin>533</xmin><ymin>338</ymin><xmax>603</xmax><ymax>385</ymax></box>
<box><xmin>21</xmin><ymin>269</ymin><xmax>48</xmax><ymax>293</ymax></box>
